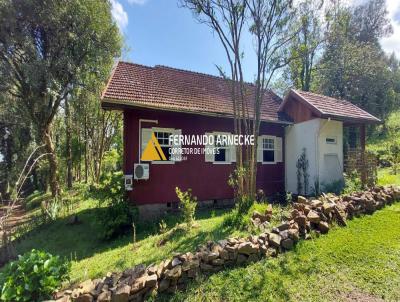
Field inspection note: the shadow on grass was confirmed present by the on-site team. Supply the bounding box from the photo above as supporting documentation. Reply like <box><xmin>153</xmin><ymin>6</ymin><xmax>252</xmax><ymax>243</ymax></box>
<box><xmin>11</xmin><ymin>206</ymin><xmax>233</xmax><ymax>267</ymax></box>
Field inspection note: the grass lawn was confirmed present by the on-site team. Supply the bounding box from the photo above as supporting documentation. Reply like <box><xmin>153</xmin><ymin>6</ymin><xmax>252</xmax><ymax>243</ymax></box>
<box><xmin>377</xmin><ymin>167</ymin><xmax>400</xmax><ymax>186</ymax></box>
<box><xmin>13</xmin><ymin>202</ymin><xmax>248</xmax><ymax>284</ymax></box>
<box><xmin>7</xmin><ymin>167</ymin><xmax>400</xmax><ymax>298</ymax></box>
<box><xmin>164</xmin><ymin>202</ymin><xmax>400</xmax><ymax>302</ymax></box>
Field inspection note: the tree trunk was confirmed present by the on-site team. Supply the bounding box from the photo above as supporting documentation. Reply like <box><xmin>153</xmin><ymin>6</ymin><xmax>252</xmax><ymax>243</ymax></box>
<box><xmin>84</xmin><ymin>106</ymin><xmax>89</xmax><ymax>183</ymax></box>
<box><xmin>43</xmin><ymin>124</ymin><xmax>60</xmax><ymax>197</ymax></box>
<box><xmin>65</xmin><ymin>99</ymin><xmax>73</xmax><ymax>189</ymax></box>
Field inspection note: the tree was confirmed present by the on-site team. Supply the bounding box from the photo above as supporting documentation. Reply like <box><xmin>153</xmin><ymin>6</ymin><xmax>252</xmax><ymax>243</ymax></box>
<box><xmin>350</xmin><ymin>0</ymin><xmax>392</xmax><ymax>45</ymax></box>
<box><xmin>182</xmin><ymin>0</ymin><xmax>297</xmax><ymax>204</ymax></box>
<box><xmin>181</xmin><ymin>0</ymin><xmax>249</xmax><ymax>199</ymax></box>
<box><xmin>0</xmin><ymin>0</ymin><xmax>122</xmax><ymax>197</ymax></box>
<box><xmin>246</xmin><ymin>0</ymin><xmax>297</xmax><ymax>195</ymax></box>
<box><xmin>286</xmin><ymin>0</ymin><xmax>324</xmax><ymax>91</ymax></box>
<box><xmin>314</xmin><ymin>0</ymin><xmax>397</xmax><ymax>121</ymax></box>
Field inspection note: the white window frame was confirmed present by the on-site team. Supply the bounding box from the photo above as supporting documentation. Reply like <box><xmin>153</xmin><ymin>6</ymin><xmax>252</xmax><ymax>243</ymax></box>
<box><xmin>260</xmin><ymin>135</ymin><xmax>276</xmax><ymax>164</ymax></box>
<box><xmin>205</xmin><ymin>132</ymin><xmax>235</xmax><ymax>164</ymax></box>
<box><xmin>141</xmin><ymin>127</ymin><xmax>180</xmax><ymax>165</ymax></box>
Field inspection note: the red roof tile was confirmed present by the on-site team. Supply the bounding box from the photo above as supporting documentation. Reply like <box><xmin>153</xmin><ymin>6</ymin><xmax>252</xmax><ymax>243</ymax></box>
<box><xmin>280</xmin><ymin>89</ymin><xmax>381</xmax><ymax>123</ymax></box>
<box><xmin>101</xmin><ymin>61</ymin><xmax>289</xmax><ymax>123</ymax></box>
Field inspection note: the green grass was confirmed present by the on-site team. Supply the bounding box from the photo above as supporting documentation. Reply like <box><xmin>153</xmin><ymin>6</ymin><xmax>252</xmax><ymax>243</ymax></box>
<box><xmin>164</xmin><ymin>202</ymin><xmax>400</xmax><ymax>302</ymax></box>
<box><xmin>8</xmin><ymin>169</ymin><xmax>400</xmax><ymax>296</ymax></box>
<box><xmin>12</xmin><ymin>201</ymin><xmax>246</xmax><ymax>284</ymax></box>
<box><xmin>378</xmin><ymin>167</ymin><xmax>400</xmax><ymax>186</ymax></box>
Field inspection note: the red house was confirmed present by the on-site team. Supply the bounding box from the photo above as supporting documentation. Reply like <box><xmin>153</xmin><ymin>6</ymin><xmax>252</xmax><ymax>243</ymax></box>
<box><xmin>102</xmin><ymin>61</ymin><xmax>379</xmax><ymax>218</ymax></box>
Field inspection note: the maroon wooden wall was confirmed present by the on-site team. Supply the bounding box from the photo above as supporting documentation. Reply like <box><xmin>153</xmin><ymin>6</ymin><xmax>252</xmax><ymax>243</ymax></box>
<box><xmin>124</xmin><ymin>107</ymin><xmax>286</xmax><ymax>205</ymax></box>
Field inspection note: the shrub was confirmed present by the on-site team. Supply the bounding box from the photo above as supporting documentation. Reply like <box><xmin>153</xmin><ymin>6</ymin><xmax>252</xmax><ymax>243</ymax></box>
<box><xmin>322</xmin><ymin>179</ymin><xmax>345</xmax><ymax>195</ymax></box>
<box><xmin>175</xmin><ymin>187</ymin><xmax>197</xmax><ymax>229</ymax></box>
<box><xmin>95</xmin><ymin>201</ymin><xmax>137</xmax><ymax>240</ymax></box>
<box><xmin>93</xmin><ymin>171</ymin><xmax>137</xmax><ymax>240</ymax></box>
<box><xmin>228</xmin><ymin>167</ymin><xmax>254</xmax><ymax>214</ymax></box>
<box><xmin>158</xmin><ymin>219</ymin><xmax>168</xmax><ymax>234</ymax></box>
<box><xmin>0</xmin><ymin>249</ymin><xmax>70</xmax><ymax>302</ymax></box>
<box><xmin>343</xmin><ymin>171</ymin><xmax>362</xmax><ymax>194</ymax></box>
<box><xmin>321</xmin><ymin>171</ymin><xmax>362</xmax><ymax>195</ymax></box>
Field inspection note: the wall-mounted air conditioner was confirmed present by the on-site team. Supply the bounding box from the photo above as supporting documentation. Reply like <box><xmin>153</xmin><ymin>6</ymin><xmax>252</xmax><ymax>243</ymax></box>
<box><xmin>134</xmin><ymin>163</ymin><xmax>149</xmax><ymax>180</ymax></box>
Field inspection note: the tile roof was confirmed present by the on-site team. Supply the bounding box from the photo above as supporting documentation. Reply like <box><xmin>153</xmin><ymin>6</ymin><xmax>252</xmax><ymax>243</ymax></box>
<box><xmin>282</xmin><ymin>89</ymin><xmax>381</xmax><ymax>123</ymax></box>
<box><xmin>101</xmin><ymin>61</ymin><xmax>289</xmax><ymax>123</ymax></box>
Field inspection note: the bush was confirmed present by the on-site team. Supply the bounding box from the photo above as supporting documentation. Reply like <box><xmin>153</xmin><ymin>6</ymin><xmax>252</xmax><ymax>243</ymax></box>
<box><xmin>322</xmin><ymin>179</ymin><xmax>345</xmax><ymax>195</ymax></box>
<box><xmin>0</xmin><ymin>249</ymin><xmax>70</xmax><ymax>302</ymax></box>
<box><xmin>93</xmin><ymin>171</ymin><xmax>137</xmax><ymax>240</ymax></box>
<box><xmin>321</xmin><ymin>171</ymin><xmax>362</xmax><ymax>195</ymax></box>
<box><xmin>175</xmin><ymin>187</ymin><xmax>197</xmax><ymax>229</ymax></box>
<box><xmin>95</xmin><ymin>201</ymin><xmax>137</xmax><ymax>240</ymax></box>
<box><xmin>227</xmin><ymin>168</ymin><xmax>254</xmax><ymax>214</ymax></box>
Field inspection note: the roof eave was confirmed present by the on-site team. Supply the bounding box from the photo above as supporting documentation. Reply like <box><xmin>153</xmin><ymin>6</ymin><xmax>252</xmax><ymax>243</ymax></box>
<box><xmin>321</xmin><ymin>113</ymin><xmax>382</xmax><ymax>125</ymax></box>
<box><xmin>101</xmin><ymin>97</ymin><xmax>293</xmax><ymax>125</ymax></box>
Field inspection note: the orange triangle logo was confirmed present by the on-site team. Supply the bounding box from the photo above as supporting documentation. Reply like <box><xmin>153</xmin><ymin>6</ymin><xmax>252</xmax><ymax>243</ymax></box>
<box><xmin>141</xmin><ymin>133</ymin><xmax>167</xmax><ymax>161</ymax></box>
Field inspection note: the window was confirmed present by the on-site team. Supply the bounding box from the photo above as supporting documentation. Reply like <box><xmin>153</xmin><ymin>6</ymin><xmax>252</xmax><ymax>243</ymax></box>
<box><xmin>141</xmin><ymin>127</ymin><xmax>182</xmax><ymax>163</ymax></box>
<box><xmin>326</xmin><ymin>137</ymin><xmax>337</xmax><ymax>144</ymax></box>
<box><xmin>154</xmin><ymin>131</ymin><xmax>173</xmax><ymax>161</ymax></box>
<box><xmin>262</xmin><ymin>138</ymin><xmax>275</xmax><ymax>162</ymax></box>
<box><xmin>257</xmin><ymin>135</ymin><xmax>282</xmax><ymax>164</ymax></box>
<box><xmin>204</xmin><ymin>132</ymin><xmax>235</xmax><ymax>164</ymax></box>
<box><xmin>214</xmin><ymin>134</ymin><xmax>230</xmax><ymax>162</ymax></box>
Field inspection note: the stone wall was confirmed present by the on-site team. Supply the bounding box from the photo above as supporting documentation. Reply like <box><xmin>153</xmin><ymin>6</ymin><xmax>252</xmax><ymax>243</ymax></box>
<box><xmin>48</xmin><ymin>185</ymin><xmax>400</xmax><ymax>302</ymax></box>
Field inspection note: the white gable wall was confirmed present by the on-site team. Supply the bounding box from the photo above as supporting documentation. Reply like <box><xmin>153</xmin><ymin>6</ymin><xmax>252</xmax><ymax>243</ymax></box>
<box><xmin>285</xmin><ymin>118</ymin><xmax>319</xmax><ymax>194</ymax></box>
<box><xmin>285</xmin><ymin>118</ymin><xmax>344</xmax><ymax>195</ymax></box>
<box><xmin>318</xmin><ymin>120</ymin><xmax>343</xmax><ymax>188</ymax></box>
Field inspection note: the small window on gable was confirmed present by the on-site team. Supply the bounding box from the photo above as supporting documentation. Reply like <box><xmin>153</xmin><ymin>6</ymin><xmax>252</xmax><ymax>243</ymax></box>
<box><xmin>326</xmin><ymin>137</ymin><xmax>337</xmax><ymax>144</ymax></box>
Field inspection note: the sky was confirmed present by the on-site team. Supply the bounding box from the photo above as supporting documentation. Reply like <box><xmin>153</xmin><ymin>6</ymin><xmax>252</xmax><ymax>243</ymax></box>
<box><xmin>110</xmin><ymin>0</ymin><xmax>400</xmax><ymax>82</ymax></box>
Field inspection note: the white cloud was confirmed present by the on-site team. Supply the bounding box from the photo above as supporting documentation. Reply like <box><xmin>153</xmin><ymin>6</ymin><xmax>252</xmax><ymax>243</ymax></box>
<box><xmin>127</xmin><ymin>0</ymin><xmax>148</xmax><ymax>5</ymax></box>
<box><xmin>110</xmin><ymin>0</ymin><xmax>128</xmax><ymax>30</ymax></box>
<box><xmin>380</xmin><ymin>0</ymin><xmax>400</xmax><ymax>58</ymax></box>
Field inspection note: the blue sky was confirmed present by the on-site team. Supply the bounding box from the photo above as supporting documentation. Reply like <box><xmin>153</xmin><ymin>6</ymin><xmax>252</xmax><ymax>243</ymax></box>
<box><xmin>111</xmin><ymin>0</ymin><xmax>400</xmax><ymax>82</ymax></box>
<box><xmin>111</xmin><ymin>0</ymin><xmax>258</xmax><ymax>81</ymax></box>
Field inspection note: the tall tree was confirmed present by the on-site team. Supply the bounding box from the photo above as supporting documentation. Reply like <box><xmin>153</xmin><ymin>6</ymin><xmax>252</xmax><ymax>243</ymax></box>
<box><xmin>182</xmin><ymin>0</ymin><xmax>296</xmax><ymax>202</ymax></box>
<box><xmin>315</xmin><ymin>0</ymin><xmax>396</xmax><ymax>120</ymax></box>
<box><xmin>181</xmin><ymin>0</ymin><xmax>249</xmax><ymax>198</ymax></box>
<box><xmin>246</xmin><ymin>0</ymin><xmax>297</xmax><ymax>195</ymax></box>
<box><xmin>0</xmin><ymin>0</ymin><xmax>122</xmax><ymax>197</ymax></box>
<box><xmin>286</xmin><ymin>0</ymin><xmax>324</xmax><ymax>91</ymax></box>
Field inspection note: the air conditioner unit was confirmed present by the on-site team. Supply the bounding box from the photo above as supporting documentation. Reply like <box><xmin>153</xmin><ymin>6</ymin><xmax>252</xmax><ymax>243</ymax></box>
<box><xmin>134</xmin><ymin>163</ymin><xmax>149</xmax><ymax>180</ymax></box>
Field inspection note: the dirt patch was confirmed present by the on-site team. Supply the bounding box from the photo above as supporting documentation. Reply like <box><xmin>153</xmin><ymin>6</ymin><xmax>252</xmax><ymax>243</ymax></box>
<box><xmin>342</xmin><ymin>290</ymin><xmax>385</xmax><ymax>302</ymax></box>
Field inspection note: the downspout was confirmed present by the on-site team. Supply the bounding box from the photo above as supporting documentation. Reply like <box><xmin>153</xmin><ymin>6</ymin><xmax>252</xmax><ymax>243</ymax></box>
<box><xmin>138</xmin><ymin>119</ymin><xmax>158</xmax><ymax>163</ymax></box>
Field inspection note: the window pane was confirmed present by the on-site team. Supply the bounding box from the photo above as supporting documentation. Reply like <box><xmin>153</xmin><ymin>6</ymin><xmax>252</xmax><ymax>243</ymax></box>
<box><xmin>160</xmin><ymin>146</ymin><xmax>171</xmax><ymax>160</ymax></box>
<box><xmin>263</xmin><ymin>138</ymin><xmax>274</xmax><ymax>150</ymax></box>
<box><xmin>215</xmin><ymin>149</ymin><xmax>226</xmax><ymax>162</ymax></box>
<box><xmin>263</xmin><ymin>150</ymin><xmax>274</xmax><ymax>162</ymax></box>
<box><xmin>215</xmin><ymin>135</ymin><xmax>227</xmax><ymax>147</ymax></box>
<box><xmin>154</xmin><ymin>132</ymin><xmax>172</xmax><ymax>147</ymax></box>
